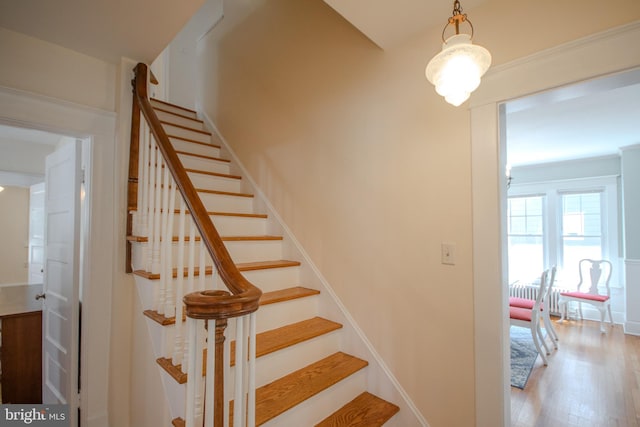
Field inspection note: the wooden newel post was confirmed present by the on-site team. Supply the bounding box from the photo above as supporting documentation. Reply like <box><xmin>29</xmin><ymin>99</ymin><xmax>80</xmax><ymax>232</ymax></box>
<box><xmin>214</xmin><ymin>318</ymin><xmax>227</xmax><ymax>427</ymax></box>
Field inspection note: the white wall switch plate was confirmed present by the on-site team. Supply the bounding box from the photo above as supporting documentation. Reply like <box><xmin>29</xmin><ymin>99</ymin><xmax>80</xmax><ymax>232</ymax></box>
<box><xmin>441</xmin><ymin>242</ymin><xmax>456</xmax><ymax>265</ymax></box>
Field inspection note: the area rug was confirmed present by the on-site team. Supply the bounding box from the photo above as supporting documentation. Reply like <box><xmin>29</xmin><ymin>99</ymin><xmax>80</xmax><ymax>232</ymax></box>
<box><xmin>510</xmin><ymin>326</ymin><xmax>539</xmax><ymax>389</ymax></box>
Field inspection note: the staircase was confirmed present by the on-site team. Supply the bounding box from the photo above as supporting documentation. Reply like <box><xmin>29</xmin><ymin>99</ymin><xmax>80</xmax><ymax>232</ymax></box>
<box><xmin>127</xmin><ymin>68</ymin><xmax>403</xmax><ymax>426</ymax></box>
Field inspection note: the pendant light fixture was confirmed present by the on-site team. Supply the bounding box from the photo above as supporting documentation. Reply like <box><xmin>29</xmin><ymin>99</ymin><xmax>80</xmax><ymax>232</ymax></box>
<box><xmin>425</xmin><ymin>0</ymin><xmax>491</xmax><ymax>106</ymax></box>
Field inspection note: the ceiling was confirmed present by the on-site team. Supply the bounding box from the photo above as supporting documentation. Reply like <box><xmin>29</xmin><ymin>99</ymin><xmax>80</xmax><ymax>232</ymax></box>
<box><xmin>323</xmin><ymin>0</ymin><xmax>487</xmax><ymax>49</ymax></box>
<box><xmin>0</xmin><ymin>0</ymin><xmax>204</xmax><ymax>64</ymax></box>
<box><xmin>505</xmin><ymin>69</ymin><xmax>640</xmax><ymax>167</ymax></box>
<box><xmin>0</xmin><ymin>0</ymin><xmax>638</xmax><ymax>170</ymax></box>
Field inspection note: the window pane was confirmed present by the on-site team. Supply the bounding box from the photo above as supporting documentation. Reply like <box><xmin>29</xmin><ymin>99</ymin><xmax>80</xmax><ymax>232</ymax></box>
<box><xmin>507</xmin><ymin>195</ymin><xmax>544</xmax><ymax>283</ymax></box>
<box><xmin>508</xmin><ymin>235</ymin><xmax>543</xmax><ymax>284</ymax></box>
<box><xmin>526</xmin><ymin>216</ymin><xmax>543</xmax><ymax>234</ymax></box>
<box><xmin>510</xmin><ymin>217</ymin><xmax>525</xmax><ymax>234</ymax></box>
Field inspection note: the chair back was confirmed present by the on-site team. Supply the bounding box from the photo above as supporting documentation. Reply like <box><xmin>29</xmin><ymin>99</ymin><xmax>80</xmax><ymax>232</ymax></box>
<box><xmin>533</xmin><ymin>269</ymin><xmax>549</xmax><ymax>313</ymax></box>
<box><xmin>576</xmin><ymin>259</ymin><xmax>613</xmax><ymax>297</ymax></box>
<box><xmin>544</xmin><ymin>265</ymin><xmax>557</xmax><ymax>302</ymax></box>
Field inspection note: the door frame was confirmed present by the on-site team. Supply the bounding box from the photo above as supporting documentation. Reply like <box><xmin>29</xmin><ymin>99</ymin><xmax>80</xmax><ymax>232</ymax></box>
<box><xmin>0</xmin><ymin>86</ymin><xmax>116</xmax><ymax>427</ymax></box>
<box><xmin>469</xmin><ymin>21</ymin><xmax>640</xmax><ymax>427</ymax></box>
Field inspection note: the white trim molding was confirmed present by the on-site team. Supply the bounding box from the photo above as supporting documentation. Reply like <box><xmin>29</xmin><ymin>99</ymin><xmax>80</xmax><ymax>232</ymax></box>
<box><xmin>624</xmin><ymin>259</ymin><xmax>640</xmax><ymax>335</ymax></box>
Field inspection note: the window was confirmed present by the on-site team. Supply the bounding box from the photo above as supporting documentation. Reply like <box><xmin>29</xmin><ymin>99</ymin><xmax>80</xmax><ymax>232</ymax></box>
<box><xmin>507</xmin><ymin>176</ymin><xmax>619</xmax><ymax>289</ymax></box>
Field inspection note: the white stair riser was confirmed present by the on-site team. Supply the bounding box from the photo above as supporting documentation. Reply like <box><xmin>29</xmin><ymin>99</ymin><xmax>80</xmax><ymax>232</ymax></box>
<box><xmin>132</xmin><ymin>239</ymin><xmax>283</xmax><ymax>268</ymax></box>
<box><xmin>226</xmin><ymin>240</ymin><xmax>283</xmax><ymax>264</ymax></box>
<box><xmin>134</xmin><ymin>212</ymin><xmax>266</xmax><ymax>236</ymax></box>
<box><xmin>134</xmin><ymin>273</ymin><xmax>157</xmax><ymax>309</ymax></box>
<box><xmin>150</xmin><ymin>100</ymin><xmax>197</xmax><ymax>120</ymax></box>
<box><xmin>198</xmin><ymin>192</ymin><xmax>254</xmax><ymax>213</ymax></box>
<box><xmin>155</xmin><ymin>110</ymin><xmax>204</xmax><ymax>131</ymax></box>
<box><xmin>150</xmin><ymin>170</ymin><xmax>239</xmax><ymax>193</ymax></box>
<box><xmin>170</xmin><ymin>138</ymin><xmax>221</xmax><ymax>158</ymax></box>
<box><xmin>241</xmin><ymin>266</ymin><xmax>301</xmax><ymax>293</ymax></box>
<box><xmin>213</xmin><ymin>215</ymin><xmax>267</xmax><ymax>236</ymax></box>
<box><xmin>255</xmin><ymin>297</ymin><xmax>320</xmax><ymax>333</ymax></box>
<box><xmin>178</xmin><ymin>154</ymin><xmax>230</xmax><ymax>174</ymax></box>
<box><xmin>260</xmin><ymin>370</ymin><xmax>368</xmax><ymax>427</ymax></box>
<box><xmin>187</xmin><ymin>173</ymin><xmax>241</xmax><ymax>193</ymax></box>
<box><xmin>162</xmin><ymin>123</ymin><xmax>211</xmax><ymax>143</ymax></box>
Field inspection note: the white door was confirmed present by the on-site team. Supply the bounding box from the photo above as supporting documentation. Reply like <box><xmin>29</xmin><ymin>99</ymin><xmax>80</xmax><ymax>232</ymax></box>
<box><xmin>29</xmin><ymin>182</ymin><xmax>45</xmax><ymax>284</ymax></box>
<box><xmin>41</xmin><ymin>140</ymin><xmax>81</xmax><ymax>425</ymax></box>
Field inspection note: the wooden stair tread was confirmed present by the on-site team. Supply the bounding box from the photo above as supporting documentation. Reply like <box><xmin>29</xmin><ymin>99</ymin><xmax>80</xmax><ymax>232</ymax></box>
<box><xmin>145</xmin><ymin>286</ymin><xmax>319</xmax><ymax>325</ymax></box>
<box><xmin>153</xmin><ymin>106</ymin><xmax>204</xmax><ymax>124</ymax></box>
<box><xmin>314</xmin><ymin>392</ymin><xmax>400</xmax><ymax>427</ymax></box>
<box><xmin>133</xmin><ymin>259</ymin><xmax>300</xmax><ymax>279</ymax></box>
<box><xmin>196</xmin><ymin>188</ymin><xmax>254</xmax><ymax>198</ymax></box>
<box><xmin>241</xmin><ymin>316</ymin><xmax>342</xmax><ymax>362</ymax></box>
<box><xmin>151</xmin><ymin>98</ymin><xmax>197</xmax><ymax>116</ymax></box>
<box><xmin>255</xmin><ymin>352</ymin><xmax>368</xmax><ymax>425</ymax></box>
<box><xmin>129</xmin><ymin>208</ymin><xmax>267</xmax><ymax>219</ymax></box>
<box><xmin>184</xmin><ymin>167</ymin><xmax>239</xmax><ymax>179</ymax></box>
<box><xmin>160</xmin><ymin>120</ymin><xmax>212</xmax><ymax>136</ymax></box>
<box><xmin>167</xmin><ymin>133</ymin><xmax>221</xmax><ymax>149</ymax></box>
<box><xmin>237</xmin><ymin>260</ymin><xmax>301</xmax><ymax>271</ymax></box>
<box><xmin>176</xmin><ymin>150</ymin><xmax>230</xmax><ymax>163</ymax></box>
<box><xmin>128</xmin><ymin>234</ymin><xmax>282</xmax><ymax>243</ymax></box>
<box><xmin>260</xmin><ymin>286</ymin><xmax>320</xmax><ymax>305</ymax></box>
<box><xmin>157</xmin><ymin>316</ymin><xmax>342</xmax><ymax>383</ymax></box>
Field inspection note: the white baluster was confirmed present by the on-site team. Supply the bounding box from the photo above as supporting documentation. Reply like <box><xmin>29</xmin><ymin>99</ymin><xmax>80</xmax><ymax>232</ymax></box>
<box><xmin>234</xmin><ymin>316</ymin><xmax>245</xmax><ymax>427</ymax></box>
<box><xmin>185</xmin><ymin>317</ymin><xmax>198</xmax><ymax>427</ymax></box>
<box><xmin>146</xmin><ymin>141</ymin><xmax>156</xmax><ymax>274</ymax></box>
<box><xmin>224</xmin><ymin>322</ymin><xmax>231</xmax><ymax>427</ymax></box>
<box><xmin>139</xmin><ymin>120</ymin><xmax>150</xmax><ymax>239</ymax></box>
<box><xmin>199</xmin><ymin>239</ymin><xmax>206</xmax><ymax>291</ymax></box>
<box><xmin>182</xmin><ymin>217</ymin><xmax>196</xmax><ymax>372</ymax></box>
<box><xmin>156</xmin><ymin>153</ymin><xmax>167</xmax><ymax>315</ymax></box>
<box><xmin>174</xmin><ymin>200</ymin><xmax>186</xmax><ymax>366</ymax></box>
<box><xmin>164</xmin><ymin>176</ymin><xmax>177</xmax><ymax>329</ymax></box>
<box><xmin>194</xmin><ymin>321</ymin><xmax>205</xmax><ymax>425</ymax></box>
<box><xmin>204</xmin><ymin>320</ymin><xmax>216</xmax><ymax>427</ymax></box>
<box><xmin>147</xmin><ymin>141</ymin><xmax>160</xmax><ymax>313</ymax></box>
<box><xmin>248</xmin><ymin>312</ymin><xmax>257</xmax><ymax>427</ymax></box>
<box><xmin>151</xmin><ymin>142</ymin><xmax>163</xmax><ymax>276</ymax></box>
<box><xmin>159</xmin><ymin>166</ymin><xmax>169</xmax><ymax>318</ymax></box>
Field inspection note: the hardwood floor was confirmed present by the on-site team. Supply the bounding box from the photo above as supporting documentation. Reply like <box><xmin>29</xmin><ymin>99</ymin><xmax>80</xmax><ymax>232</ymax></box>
<box><xmin>511</xmin><ymin>317</ymin><xmax>640</xmax><ymax>427</ymax></box>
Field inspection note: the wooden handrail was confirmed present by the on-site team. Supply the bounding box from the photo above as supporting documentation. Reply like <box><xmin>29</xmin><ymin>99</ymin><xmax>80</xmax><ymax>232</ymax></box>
<box><xmin>130</xmin><ymin>63</ymin><xmax>261</xmax><ymax>320</ymax></box>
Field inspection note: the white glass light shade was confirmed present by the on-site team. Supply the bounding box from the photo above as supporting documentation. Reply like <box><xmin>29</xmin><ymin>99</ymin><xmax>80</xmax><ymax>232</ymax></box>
<box><xmin>426</xmin><ymin>34</ymin><xmax>491</xmax><ymax>106</ymax></box>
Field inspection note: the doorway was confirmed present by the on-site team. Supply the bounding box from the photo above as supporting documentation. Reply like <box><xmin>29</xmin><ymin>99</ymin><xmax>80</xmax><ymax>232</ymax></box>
<box><xmin>0</xmin><ymin>122</ymin><xmax>89</xmax><ymax>425</ymax></box>
<box><xmin>470</xmin><ymin>23</ymin><xmax>640</xmax><ymax>427</ymax></box>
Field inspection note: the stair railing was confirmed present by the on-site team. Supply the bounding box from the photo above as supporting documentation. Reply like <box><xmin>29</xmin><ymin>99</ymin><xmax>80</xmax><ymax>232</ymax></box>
<box><xmin>127</xmin><ymin>63</ymin><xmax>261</xmax><ymax>427</ymax></box>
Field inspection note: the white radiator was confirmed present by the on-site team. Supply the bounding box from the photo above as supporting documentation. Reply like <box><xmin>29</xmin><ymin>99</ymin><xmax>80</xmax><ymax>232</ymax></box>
<box><xmin>509</xmin><ymin>283</ymin><xmax>563</xmax><ymax>316</ymax></box>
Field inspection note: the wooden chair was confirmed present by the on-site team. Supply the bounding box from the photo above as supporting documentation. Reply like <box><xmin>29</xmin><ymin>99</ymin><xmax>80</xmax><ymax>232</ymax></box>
<box><xmin>510</xmin><ymin>266</ymin><xmax>558</xmax><ymax>349</ymax></box>
<box><xmin>510</xmin><ymin>269</ymin><xmax>550</xmax><ymax>365</ymax></box>
<box><xmin>558</xmin><ymin>259</ymin><xmax>613</xmax><ymax>333</ymax></box>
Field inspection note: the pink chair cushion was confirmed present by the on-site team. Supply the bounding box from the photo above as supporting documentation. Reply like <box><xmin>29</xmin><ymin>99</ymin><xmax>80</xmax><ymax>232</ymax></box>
<box><xmin>509</xmin><ymin>306</ymin><xmax>532</xmax><ymax>322</ymax></box>
<box><xmin>560</xmin><ymin>291</ymin><xmax>610</xmax><ymax>302</ymax></box>
<box><xmin>509</xmin><ymin>297</ymin><xmax>534</xmax><ymax>309</ymax></box>
<box><xmin>509</xmin><ymin>297</ymin><xmax>546</xmax><ymax>311</ymax></box>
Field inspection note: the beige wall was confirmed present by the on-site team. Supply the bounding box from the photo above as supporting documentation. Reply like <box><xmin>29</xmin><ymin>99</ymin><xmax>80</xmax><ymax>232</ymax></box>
<box><xmin>0</xmin><ymin>186</ymin><xmax>29</xmax><ymax>284</ymax></box>
<box><xmin>0</xmin><ymin>27</ymin><xmax>117</xmax><ymax>111</ymax></box>
<box><xmin>197</xmin><ymin>1</ymin><xmax>640</xmax><ymax>425</ymax></box>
